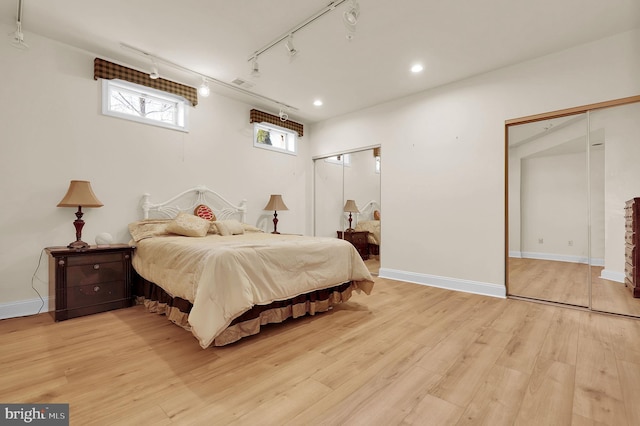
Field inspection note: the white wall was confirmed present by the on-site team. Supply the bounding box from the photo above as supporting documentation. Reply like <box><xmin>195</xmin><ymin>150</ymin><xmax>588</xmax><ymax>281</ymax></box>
<box><xmin>0</xmin><ymin>25</ymin><xmax>312</xmax><ymax>316</ymax></box>
<box><xmin>309</xmin><ymin>29</ymin><xmax>640</xmax><ymax>297</ymax></box>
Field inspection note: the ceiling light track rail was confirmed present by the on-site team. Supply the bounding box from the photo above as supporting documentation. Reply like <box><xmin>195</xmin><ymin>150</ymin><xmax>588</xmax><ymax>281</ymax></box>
<box><xmin>247</xmin><ymin>0</ymin><xmax>349</xmax><ymax>62</ymax></box>
<box><xmin>120</xmin><ymin>43</ymin><xmax>298</xmax><ymax>112</ymax></box>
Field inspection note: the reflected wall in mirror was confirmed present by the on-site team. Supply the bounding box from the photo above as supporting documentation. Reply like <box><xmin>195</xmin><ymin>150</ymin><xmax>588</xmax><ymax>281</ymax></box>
<box><xmin>507</xmin><ymin>96</ymin><xmax>640</xmax><ymax>317</ymax></box>
<box><xmin>508</xmin><ymin>114</ymin><xmax>589</xmax><ymax>306</ymax></box>
<box><xmin>314</xmin><ymin>147</ymin><xmax>381</xmax><ymax>275</ymax></box>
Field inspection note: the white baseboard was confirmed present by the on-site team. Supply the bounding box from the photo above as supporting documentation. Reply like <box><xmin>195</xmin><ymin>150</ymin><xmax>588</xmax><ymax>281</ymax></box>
<box><xmin>509</xmin><ymin>251</ymin><xmax>522</xmax><ymax>258</ymax></box>
<box><xmin>378</xmin><ymin>268</ymin><xmax>506</xmax><ymax>299</ymax></box>
<box><xmin>600</xmin><ymin>269</ymin><xmax>625</xmax><ymax>283</ymax></box>
<box><xmin>0</xmin><ymin>297</ymin><xmax>49</xmax><ymax>320</ymax></box>
<box><xmin>518</xmin><ymin>252</ymin><xmax>604</xmax><ymax>266</ymax></box>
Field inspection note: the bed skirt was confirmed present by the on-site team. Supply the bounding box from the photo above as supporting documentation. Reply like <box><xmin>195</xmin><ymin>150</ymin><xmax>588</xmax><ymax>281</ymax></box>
<box><xmin>133</xmin><ymin>276</ymin><xmax>355</xmax><ymax>346</ymax></box>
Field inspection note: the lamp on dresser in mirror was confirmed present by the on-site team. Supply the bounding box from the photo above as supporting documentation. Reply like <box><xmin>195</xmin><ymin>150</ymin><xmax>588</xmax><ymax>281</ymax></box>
<box><xmin>264</xmin><ymin>194</ymin><xmax>288</xmax><ymax>234</ymax></box>
<box><xmin>344</xmin><ymin>199</ymin><xmax>359</xmax><ymax>231</ymax></box>
<box><xmin>57</xmin><ymin>180</ymin><xmax>103</xmax><ymax>249</ymax></box>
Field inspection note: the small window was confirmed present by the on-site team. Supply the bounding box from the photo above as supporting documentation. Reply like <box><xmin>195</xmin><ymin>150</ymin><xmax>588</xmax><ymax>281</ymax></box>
<box><xmin>324</xmin><ymin>154</ymin><xmax>351</xmax><ymax>166</ymax></box>
<box><xmin>253</xmin><ymin>122</ymin><xmax>297</xmax><ymax>155</ymax></box>
<box><xmin>102</xmin><ymin>79</ymin><xmax>188</xmax><ymax>132</ymax></box>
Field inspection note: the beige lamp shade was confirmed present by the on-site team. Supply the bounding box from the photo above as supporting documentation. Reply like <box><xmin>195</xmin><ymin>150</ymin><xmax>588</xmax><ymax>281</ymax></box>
<box><xmin>343</xmin><ymin>199</ymin><xmax>360</xmax><ymax>213</ymax></box>
<box><xmin>263</xmin><ymin>194</ymin><xmax>289</xmax><ymax>211</ymax></box>
<box><xmin>57</xmin><ymin>180</ymin><xmax>104</xmax><ymax>207</ymax></box>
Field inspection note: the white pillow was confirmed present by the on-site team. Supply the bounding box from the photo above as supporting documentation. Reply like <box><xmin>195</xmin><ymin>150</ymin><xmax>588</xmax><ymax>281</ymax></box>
<box><xmin>166</xmin><ymin>212</ymin><xmax>210</xmax><ymax>237</ymax></box>
<box><xmin>213</xmin><ymin>219</ymin><xmax>245</xmax><ymax>236</ymax></box>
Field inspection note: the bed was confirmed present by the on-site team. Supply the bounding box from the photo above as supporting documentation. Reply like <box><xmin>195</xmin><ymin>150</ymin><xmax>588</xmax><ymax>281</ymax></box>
<box><xmin>354</xmin><ymin>200</ymin><xmax>381</xmax><ymax>256</ymax></box>
<box><xmin>129</xmin><ymin>186</ymin><xmax>375</xmax><ymax>348</ymax></box>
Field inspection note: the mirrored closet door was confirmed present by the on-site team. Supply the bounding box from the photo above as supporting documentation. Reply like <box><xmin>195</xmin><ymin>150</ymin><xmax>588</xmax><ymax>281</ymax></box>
<box><xmin>314</xmin><ymin>147</ymin><xmax>381</xmax><ymax>275</ymax></box>
<box><xmin>507</xmin><ymin>96</ymin><xmax>640</xmax><ymax>317</ymax></box>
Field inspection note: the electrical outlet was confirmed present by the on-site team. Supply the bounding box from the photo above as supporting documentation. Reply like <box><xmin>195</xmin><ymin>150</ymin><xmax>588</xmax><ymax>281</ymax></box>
<box><xmin>568</xmin><ymin>240</ymin><xmax>573</xmax><ymax>246</ymax></box>
<box><xmin>538</xmin><ymin>238</ymin><xmax>543</xmax><ymax>244</ymax></box>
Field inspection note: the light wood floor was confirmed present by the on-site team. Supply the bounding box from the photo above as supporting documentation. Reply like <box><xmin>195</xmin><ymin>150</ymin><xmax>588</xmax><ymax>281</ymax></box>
<box><xmin>509</xmin><ymin>258</ymin><xmax>640</xmax><ymax>317</ymax></box>
<box><xmin>2</xmin><ymin>277</ymin><xmax>640</xmax><ymax>425</ymax></box>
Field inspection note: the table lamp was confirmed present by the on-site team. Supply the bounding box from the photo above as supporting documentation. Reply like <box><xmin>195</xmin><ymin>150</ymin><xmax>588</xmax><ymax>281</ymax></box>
<box><xmin>344</xmin><ymin>199</ymin><xmax>359</xmax><ymax>231</ymax></box>
<box><xmin>264</xmin><ymin>194</ymin><xmax>288</xmax><ymax>234</ymax></box>
<box><xmin>57</xmin><ymin>180</ymin><xmax>103</xmax><ymax>249</ymax></box>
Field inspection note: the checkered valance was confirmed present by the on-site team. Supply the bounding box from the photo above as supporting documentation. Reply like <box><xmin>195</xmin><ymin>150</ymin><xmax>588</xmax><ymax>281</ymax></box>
<box><xmin>250</xmin><ymin>109</ymin><xmax>304</xmax><ymax>137</ymax></box>
<box><xmin>94</xmin><ymin>58</ymin><xmax>198</xmax><ymax>107</ymax></box>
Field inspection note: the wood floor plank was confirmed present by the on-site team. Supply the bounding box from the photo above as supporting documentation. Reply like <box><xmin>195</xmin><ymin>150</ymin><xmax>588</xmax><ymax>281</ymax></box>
<box><xmin>456</xmin><ymin>365</ymin><xmax>529</xmax><ymax>426</ymax></box>
<box><xmin>514</xmin><ymin>357</ymin><xmax>575</xmax><ymax>425</ymax></box>
<box><xmin>572</xmin><ymin>333</ymin><xmax>627</xmax><ymax>424</ymax></box>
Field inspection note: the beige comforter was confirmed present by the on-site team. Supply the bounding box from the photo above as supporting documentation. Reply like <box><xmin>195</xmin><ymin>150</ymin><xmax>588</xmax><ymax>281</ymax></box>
<box><xmin>355</xmin><ymin>220</ymin><xmax>381</xmax><ymax>245</ymax></box>
<box><xmin>132</xmin><ymin>232</ymin><xmax>374</xmax><ymax>348</ymax></box>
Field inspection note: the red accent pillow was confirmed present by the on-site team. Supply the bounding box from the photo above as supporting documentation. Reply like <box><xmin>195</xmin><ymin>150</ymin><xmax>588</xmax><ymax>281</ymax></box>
<box><xmin>194</xmin><ymin>204</ymin><xmax>216</xmax><ymax>221</ymax></box>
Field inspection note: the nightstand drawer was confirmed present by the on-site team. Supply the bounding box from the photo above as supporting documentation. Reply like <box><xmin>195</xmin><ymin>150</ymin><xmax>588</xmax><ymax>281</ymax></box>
<box><xmin>349</xmin><ymin>233</ymin><xmax>368</xmax><ymax>245</ymax></box>
<box><xmin>67</xmin><ymin>252</ymin><xmax>124</xmax><ymax>266</ymax></box>
<box><xmin>67</xmin><ymin>261</ymin><xmax>124</xmax><ymax>287</ymax></box>
<box><xmin>67</xmin><ymin>281</ymin><xmax>126</xmax><ymax>309</ymax></box>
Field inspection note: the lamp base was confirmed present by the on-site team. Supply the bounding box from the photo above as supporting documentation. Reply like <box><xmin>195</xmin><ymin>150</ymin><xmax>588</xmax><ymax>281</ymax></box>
<box><xmin>345</xmin><ymin>228</ymin><xmax>355</xmax><ymax>232</ymax></box>
<box><xmin>67</xmin><ymin>240</ymin><xmax>90</xmax><ymax>250</ymax></box>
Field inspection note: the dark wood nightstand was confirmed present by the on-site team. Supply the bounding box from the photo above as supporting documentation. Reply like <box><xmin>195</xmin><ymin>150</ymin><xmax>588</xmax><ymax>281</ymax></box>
<box><xmin>337</xmin><ymin>230</ymin><xmax>370</xmax><ymax>260</ymax></box>
<box><xmin>46</xmin><ymin>244</ymin><xmax>135</xmax><ymax>321</ymax></box>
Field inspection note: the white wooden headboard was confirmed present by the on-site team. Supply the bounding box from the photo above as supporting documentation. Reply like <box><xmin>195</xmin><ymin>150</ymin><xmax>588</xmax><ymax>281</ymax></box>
<box><xmin>358</xmin><ymin>200</ymin><xmax>381</xmax><ymax>221</ymax></box>
<box><xmin>141</xmin><ymin>185</ymin><xmax>247</xmax><ymax>222</ymax></box>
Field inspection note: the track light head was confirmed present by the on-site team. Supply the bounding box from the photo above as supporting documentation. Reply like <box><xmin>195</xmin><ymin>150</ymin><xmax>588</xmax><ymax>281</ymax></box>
<box><xmin>279</xmin><ymin>109</ymin><xmax>289</xmax><ymax>122</ymax></box>
<box><xmin>343</xmin><ymin>0</ymin><xmax>360</xmax><ymax>39</ymax></box>
<box><xmin>198</xmin><ymin>77</ymin><xmax>210</xmax><ymax>97</ymax></box>
<box><xmin>344</xmin><ymin>0</ymin><xmax>360</xmax><ymax>25</ymax></box>
<box><xmin>285</xmin><ymin>34</ymin><xmax>298</xmax><ymax>58</ymax></box>
<box><xmin>251</xmin><ymin>56</ymin><xmax>260</xmax><ymax>77</ymax></box>
<box><xmin>149</xmin><ymin>58</ymin><xmax>159</xmax><ymax>79</ymax></box>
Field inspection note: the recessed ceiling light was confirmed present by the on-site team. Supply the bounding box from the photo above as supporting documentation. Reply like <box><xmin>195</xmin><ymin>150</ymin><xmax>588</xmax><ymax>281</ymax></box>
<box><xmin>313</xmin><ymin>99</ymin><xmax>323</xmax><ymax>106</ymax></box>
<box><xmin>411</xmin><ymin>64</ymin><xmax>424</xmax><ymax>73</ymax></box>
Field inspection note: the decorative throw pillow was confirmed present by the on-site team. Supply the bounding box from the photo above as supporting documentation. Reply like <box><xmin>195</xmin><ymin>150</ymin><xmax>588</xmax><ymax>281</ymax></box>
<box><xmin>242</xmin><ymin>223</ymin><xmax>264</xmax><ymax>233</ymax></box>
<box><xmin>213</xmin><ymin>219</ymin><xmax>245</xmax><ymax>236</ymax></box>
<box><xmin>166</xmin><ymin>212</ymin><xmax>210</xmax><ymax>237</ymax></box>
<box><xmin>128</xmin><ymin>219</ymin><xmax>172</xmax><ymax>242</ymax></box>
<box><xmin>194</xmin><ymin>204</ymin><xmax>216</xmax><ymax>221</ymax></box>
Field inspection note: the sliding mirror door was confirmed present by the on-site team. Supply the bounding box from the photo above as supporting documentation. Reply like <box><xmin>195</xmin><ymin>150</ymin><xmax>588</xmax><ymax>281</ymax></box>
<box><xmin>507</xmin><ymin>96</ymin><xmax>640</xmax><ymax>316</ymax></box>
<box><xmin>314</xmin><ymin>154</ymin><xmax>345</xmax><ymax>239</ymax></box>
<box><xmin>314</xmin><ymin>147</ymin><xmax>381</xmax><ymax>275</ymax></box>
<box><xmin>590</xmin><ymin>101</ymin><xmax>640</xmax><ymax>316</ymax></box>
<box><xmin>508</xmin><ymin>113</ymin><xmax>590</xmax><ymax>306</ymax></box>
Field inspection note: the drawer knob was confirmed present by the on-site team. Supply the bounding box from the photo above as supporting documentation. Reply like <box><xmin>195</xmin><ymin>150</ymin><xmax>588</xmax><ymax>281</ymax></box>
<box><xmin>58</xmin><ymin>260</ymin><xmax>65</xmax><ymax>266</ymax></box>
<box><xmin>93</xmin><ymin>286</ymin><xmax>100</xmax><ymax>292</ymax></box>
<box><xmin>93</xmin><ymin>264</ymin><xmax>100</xmax><ymax>270</ymax></box>
<box><xmin>124</xmin><ymin>254</ymin><xmax>130</xmax><ymax>259</ymax></box>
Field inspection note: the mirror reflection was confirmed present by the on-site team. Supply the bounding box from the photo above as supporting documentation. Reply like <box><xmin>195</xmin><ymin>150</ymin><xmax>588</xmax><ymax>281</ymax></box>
<box><xmin>314</xmin><ymin>148</ymin><xmax>381</xmax><ymax>275</ymax></box>
<box><xmin>507</xmin><ymin>100</ymin><xmax>640</xmax><ymax>317</ymax></box>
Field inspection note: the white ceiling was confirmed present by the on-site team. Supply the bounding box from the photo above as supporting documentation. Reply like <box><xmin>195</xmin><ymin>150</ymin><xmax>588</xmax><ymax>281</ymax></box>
<box><xmin>3</xmin><ymin>0</ymin><xmax>639</xmax><ymax>123</ymax></box>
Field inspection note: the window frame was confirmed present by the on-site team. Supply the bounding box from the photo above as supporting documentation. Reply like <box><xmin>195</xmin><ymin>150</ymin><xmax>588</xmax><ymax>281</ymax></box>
<box><xmin>101</xmin><ymin>79</ymin><xmax>189</xmax><ymax>132</ymax></box>
<box><xmin>253</xmin><ymin>122</ymin><xmax>297</xmax><ymax>155</ymax></box>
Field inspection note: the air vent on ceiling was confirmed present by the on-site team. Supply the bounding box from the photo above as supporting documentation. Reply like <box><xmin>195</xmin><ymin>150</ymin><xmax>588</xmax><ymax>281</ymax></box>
<box><xmin>231</xmin><ymin>78</ymin><xmax>254</xmax><ymax>89</ymax></box>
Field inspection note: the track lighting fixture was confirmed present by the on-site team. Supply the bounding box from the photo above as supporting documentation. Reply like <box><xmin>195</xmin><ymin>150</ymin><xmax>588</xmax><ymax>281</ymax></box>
<box><xmin>251</xmin><ymin>56</ymin><xmax>260</xmax><ymax>77</ymax></box>
<box><xmin>121</xmin><ymin>43</ymin><xmax>298</xmax><ymax>113</ymax></box>
<box><xmin>10</xmin><ymin>0</ymin><xmax>28</xmax><ymax>50</ymax></box>
<box><xmin>198</xmin><ymin>77</ymin><xmax>210</xmax><ymax>97</ymax></box>
<box><xmin>285</xmin><ymin>34</ymin><xmax>298</xmax><ymax>58</ymax></box>
<box><xmin>149</xmin><ymin>57</ymin><xmax>159</xmax><ymax>79</ymax></box>
<box><xmin>278</xmin><ymin>109</ymin><xmax>289</xmax><ymax>122</ymax></box>
<box><xmin>247</xmin><ymin>0</ymin><xmax>355</xmax><ymax>69</ymax></box>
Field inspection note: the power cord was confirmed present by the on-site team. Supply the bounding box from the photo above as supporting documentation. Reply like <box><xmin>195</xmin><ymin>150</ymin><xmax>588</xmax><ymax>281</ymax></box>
<box><xmin>31</xmin><ymin>249</ymin><xmax>46</xmax><ymax>315</ymax></box>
